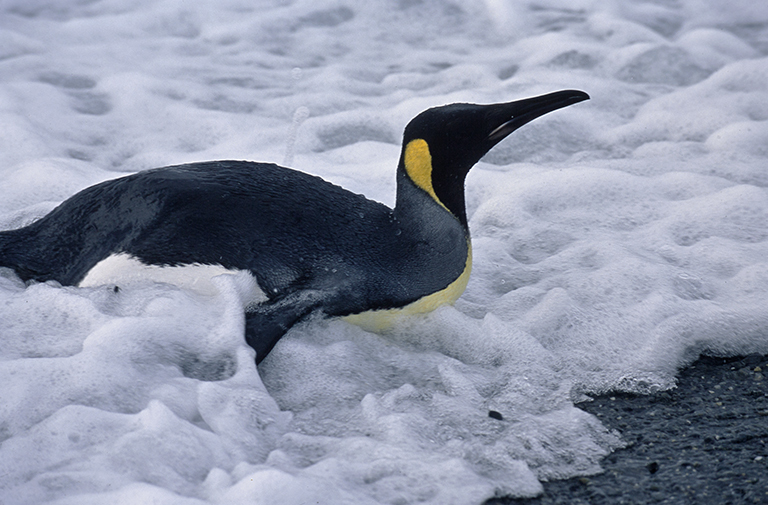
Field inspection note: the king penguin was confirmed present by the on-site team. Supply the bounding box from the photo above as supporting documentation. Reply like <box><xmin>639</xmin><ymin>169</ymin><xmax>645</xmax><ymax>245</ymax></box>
<box><xmin>0</xmin><ymin>90</ymin><xmax>589</xmax><ymax>363</ymax></box>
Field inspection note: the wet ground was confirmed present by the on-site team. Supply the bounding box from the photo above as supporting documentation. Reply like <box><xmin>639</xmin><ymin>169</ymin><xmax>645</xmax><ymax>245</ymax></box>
<box><xmin>489</xmin><ymin>354</ymin><xmax>768</xmax><ymax>505</ymax></box>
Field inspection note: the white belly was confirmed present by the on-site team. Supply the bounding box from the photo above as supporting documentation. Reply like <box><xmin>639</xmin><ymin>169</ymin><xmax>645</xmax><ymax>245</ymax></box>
<box><xmin>79</xmin><ymin>253</ymin><xmax>266</xmax><ymax>305</ymax></box>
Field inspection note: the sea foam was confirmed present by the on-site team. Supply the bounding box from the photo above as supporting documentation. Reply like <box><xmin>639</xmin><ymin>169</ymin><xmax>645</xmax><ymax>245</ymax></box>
<box><xmin>1</xmin><ymin>0</ymin><xmax>767</xmax><ymax>503</ymax></box>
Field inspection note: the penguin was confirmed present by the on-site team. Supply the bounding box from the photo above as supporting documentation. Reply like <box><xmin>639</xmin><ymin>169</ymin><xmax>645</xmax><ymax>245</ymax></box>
<box><xmin>0</xmin><ymin>89</ymin><xmax>589</xmax><ymax>363</ymax></box>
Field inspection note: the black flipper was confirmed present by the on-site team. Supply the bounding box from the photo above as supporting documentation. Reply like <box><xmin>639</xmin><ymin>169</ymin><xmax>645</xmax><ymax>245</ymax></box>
<box><xmin>245</xmin><ymin>290</ymin><xmax>326</xmax><ymax>364</ymax></box>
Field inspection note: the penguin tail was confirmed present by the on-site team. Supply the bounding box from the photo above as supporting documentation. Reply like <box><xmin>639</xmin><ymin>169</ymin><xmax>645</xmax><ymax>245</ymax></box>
<box><xmin>0</xmin><ymin>230</ymin><xmax>19</xmax><ymax>268</ymax></box>
<box><xmin>0</xmin><ymin>228</ymin><xmax>46</xmax><ymax>282</ymax></box>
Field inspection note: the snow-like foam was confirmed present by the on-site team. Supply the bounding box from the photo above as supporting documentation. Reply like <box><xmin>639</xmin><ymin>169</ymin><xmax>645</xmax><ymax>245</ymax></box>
<box><xmin>1</xmin><ymin>0</ymin><xmax>767</xmax><ymax>503</ymax></box>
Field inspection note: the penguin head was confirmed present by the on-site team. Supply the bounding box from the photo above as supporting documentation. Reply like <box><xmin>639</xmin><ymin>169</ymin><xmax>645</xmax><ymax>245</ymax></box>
<box><xmin>398</xmin><ymin>89</ymin><xmax>589</xmax><ymax>226</ymax></box>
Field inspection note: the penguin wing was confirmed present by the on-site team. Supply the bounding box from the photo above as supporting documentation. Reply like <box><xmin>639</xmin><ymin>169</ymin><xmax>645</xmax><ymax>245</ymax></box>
<box><xmin>244</xmin><ymin>289</ymin><xmax>329</xmax><ymax>364</ymax></box>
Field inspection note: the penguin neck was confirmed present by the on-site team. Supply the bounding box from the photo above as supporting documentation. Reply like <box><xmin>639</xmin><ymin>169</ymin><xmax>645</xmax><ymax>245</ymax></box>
<box><xmin>394</xmin><ymin>139</ymin><xmax>469</xmax><ymax>228</ymax></box>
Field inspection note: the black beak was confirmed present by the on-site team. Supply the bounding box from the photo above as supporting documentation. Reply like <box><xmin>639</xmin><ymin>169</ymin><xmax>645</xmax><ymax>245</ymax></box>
<box><xmin>487</xmin><ymin>90</ymin><xmax>590</xmax><ymax>143</ymax></box>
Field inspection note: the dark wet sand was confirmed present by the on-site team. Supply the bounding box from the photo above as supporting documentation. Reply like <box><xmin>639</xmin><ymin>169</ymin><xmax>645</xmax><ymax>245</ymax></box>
<box><xmin>488</xmin><ymin>354</ymin><xmax>768</xmax><ymax>505</ymax></box>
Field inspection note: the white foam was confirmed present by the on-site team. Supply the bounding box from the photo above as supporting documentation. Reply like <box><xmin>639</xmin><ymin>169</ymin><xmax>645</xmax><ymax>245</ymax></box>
<box><xmin>1</xmin><ymin>0</ymin><xmax>767</xmax><ymax>503</ymax></box>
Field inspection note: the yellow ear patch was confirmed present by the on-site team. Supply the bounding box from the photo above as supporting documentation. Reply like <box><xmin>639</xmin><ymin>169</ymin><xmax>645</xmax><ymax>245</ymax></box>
<box><xmin>404</xmin><ymin>139</ymin><xmax>447</xmax><ymax>210</ymax></box>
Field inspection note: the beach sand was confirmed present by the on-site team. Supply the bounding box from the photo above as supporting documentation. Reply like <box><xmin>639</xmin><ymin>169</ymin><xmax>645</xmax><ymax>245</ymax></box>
<box><xmin>491</xmin><ymin>354</ymin><xmax>768</xmax><ymax>504</ymax></box>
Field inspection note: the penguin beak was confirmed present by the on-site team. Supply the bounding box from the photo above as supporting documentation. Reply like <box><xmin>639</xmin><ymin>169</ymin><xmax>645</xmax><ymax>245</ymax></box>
<box><xmin>487</xmin><ymin>90</ymin><xmax>589</xmax><ymax>143</ymax></box>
